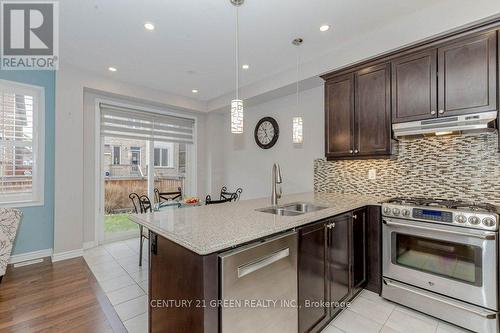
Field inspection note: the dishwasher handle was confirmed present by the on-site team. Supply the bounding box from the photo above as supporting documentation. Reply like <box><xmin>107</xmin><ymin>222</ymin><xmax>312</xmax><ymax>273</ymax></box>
<box><xmin>237</xmin><ymin>247</ymin><xmax>290</xmax><ymax>278</ymax></box>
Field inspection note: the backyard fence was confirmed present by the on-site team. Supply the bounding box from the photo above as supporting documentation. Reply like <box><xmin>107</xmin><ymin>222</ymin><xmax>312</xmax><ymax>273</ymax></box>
<box><xmin>104</xmin><ymin>177</ymin><xmax>184</xmax><ymax>214</ymax></box>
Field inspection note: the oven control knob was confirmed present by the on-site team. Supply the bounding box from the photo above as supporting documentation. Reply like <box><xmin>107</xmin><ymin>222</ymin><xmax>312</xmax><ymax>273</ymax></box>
<box><xmin>468</xmin><ymin>216</ymin><xmax>480</xmax><ymax>225</ymax></box>
<box><xmin>383</xmin><ymin>207</ymin><xmax>392</xmax><ymax>215</ymax></box>
<box><xmin>482</xmin><ymin>217</ymin><xmax>496</xmax><ymax>227</ymax></box>
<box><xmin>402</xmin><ymin>209</ymin><xmax>410</xmax><ymax>217</ymax></box>
<box><xmin>455</xmin><ymin>215</ymin><xmax>467</xmax><ymax>224</ymax></box>
<box><xmin>392</xmin><ymin>208</ymin><xmax>401</xmax><ymax>216</ymax></box>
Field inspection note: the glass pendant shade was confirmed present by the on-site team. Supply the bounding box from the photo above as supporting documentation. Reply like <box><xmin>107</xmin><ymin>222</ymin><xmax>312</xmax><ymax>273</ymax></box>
<box><xmin>231</xmin><ymin>99</ymin><xmax>244</xmax><ymax>133</ymax></box>
<box><xmin>292</xmin><ymin>116</ymin><xmax>303</xmax><ymax>144</ymax></box>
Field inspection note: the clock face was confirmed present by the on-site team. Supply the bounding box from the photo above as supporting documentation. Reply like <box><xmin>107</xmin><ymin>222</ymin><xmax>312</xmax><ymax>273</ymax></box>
<box><xmin>254</xmin><ymin>117</ymin><xmax>279</xmax><ymax>149</ymax></box>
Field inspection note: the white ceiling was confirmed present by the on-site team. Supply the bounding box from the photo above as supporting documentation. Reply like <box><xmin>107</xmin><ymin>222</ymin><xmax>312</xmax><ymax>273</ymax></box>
<box><xmin>60</xmin><ymin>0</ymin><xmax>445</xmax><ymax>104</ymax></box>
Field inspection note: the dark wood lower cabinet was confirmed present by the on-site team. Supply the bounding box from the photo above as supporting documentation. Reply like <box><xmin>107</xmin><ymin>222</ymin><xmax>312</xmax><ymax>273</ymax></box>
<box><xmin>351</xmin><ymin>208</ymin><xmax>367</xmax><ymax>293</ymax></box>
<box><xmin>327</xmin><ymin>213</ymin><xmax>351</xmax><ymax>318</ymax></box>
<box><xmin>298</xmin><ymin>221</ymin><xmax>330</xmax><ymax>333</ymax></box>
<box><xmin>365</xmin><ymin>206</ymin><xmax>382</xmax><ymax>294</ymax></box>
<box><xmin>298</xmin><ymin>206</ymin><xmax>381</xmax><ymax>333</ymax></box>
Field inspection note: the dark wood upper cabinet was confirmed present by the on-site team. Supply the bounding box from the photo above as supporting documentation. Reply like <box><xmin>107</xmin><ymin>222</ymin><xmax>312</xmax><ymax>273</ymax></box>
<box><xmin>354</xmin><ymin>63</ymin><xmax>392</xmax><ymax>156</ymax></box>
<box><xmin>324</xmin><ymin>64</ymin><xmax>392</xmax><ymax>160</ymax></box>
<box><xmin>298</xmin><ymin>222</ymin><xmax>329</xmax><ymax>333</ymax></box>
<box><xmin>392</xmin><ymin>49</ymin><xmax>437</xmax><ymax>123</ymax></box>
<box><xmin>327</xmin><ymin>214</ymin><xmax>351</xmax><ymax>317</ymax></box>
<box><xmin>438</xmin><ymin>31</ymin><xmax>497</xmax><ymax>117</ymax></box>
<box><xmin>325</xmin><ymin>73</ymin><xmax>354</xmax><ymax>159</ymax></box>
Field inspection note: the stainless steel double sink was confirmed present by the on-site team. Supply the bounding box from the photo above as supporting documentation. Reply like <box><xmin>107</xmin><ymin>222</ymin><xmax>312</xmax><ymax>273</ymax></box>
<box><xmin>256</xmin><ymin>202</ymin><xmax>328</xmax><ymax>216</ymax></box>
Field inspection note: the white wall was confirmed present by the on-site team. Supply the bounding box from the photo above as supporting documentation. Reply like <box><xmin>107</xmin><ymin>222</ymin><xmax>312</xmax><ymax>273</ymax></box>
<box><xmin>215</xmin><ymin>86</ymin><xmax>324</xmax><ymax>200</ymax></box>
<box><xmin>55</xmin><ymin>63</ymin><xmax>209</xmax><ymax>255</ymax></box>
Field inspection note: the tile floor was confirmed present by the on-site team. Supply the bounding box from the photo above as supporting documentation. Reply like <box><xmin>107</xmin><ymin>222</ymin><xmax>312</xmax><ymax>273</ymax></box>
<box><xmin>85</xmin><ymin>239</ymin><xmax>471</xmax><ymax>333</ymax></box>
<box><xmin>84</xmin><ymin>238</ymin><xmax>149</xmax><ymax>333</ymax></box>
<box><xmin>323</xmin><ymin>290</ymin><xmax>471</xmax><ymax>333</ymax></box>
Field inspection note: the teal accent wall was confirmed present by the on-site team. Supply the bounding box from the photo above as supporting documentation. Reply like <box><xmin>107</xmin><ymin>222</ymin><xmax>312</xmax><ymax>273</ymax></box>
<box><xmin>0</xmin><ymin>70</ymin><xmax>55</xmax><ymax>255</ymax></box>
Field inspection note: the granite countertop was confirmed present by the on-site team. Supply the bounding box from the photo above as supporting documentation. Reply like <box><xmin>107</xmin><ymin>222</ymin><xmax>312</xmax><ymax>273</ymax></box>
<box><xmin>129</xmin><ymin>192</ymin><xmax>387</xmax><ymax>255</ymax></box>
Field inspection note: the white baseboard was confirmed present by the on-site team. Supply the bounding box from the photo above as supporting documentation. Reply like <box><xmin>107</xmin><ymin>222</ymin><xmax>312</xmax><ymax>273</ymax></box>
<box><xmin>83</xmin><ymin>240</ymin><xmax>97</xmax><ymax>250</ymax></box>
<box><xmin>9</xmin><ymin>248</ymin><xmax>53</xmax><ymax>264</ymax></box>
<box><xmin>51</xmin><ymin>248</ymin><xmax>84</xmax><ymax>262</ymax></box>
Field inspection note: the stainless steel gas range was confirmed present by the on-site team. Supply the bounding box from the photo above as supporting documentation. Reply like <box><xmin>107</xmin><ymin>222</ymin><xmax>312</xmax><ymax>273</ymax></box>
<box><xmin>381</xmin><ymin>197</ymin><xmax>499</xmax><ymax>333</ymax></box>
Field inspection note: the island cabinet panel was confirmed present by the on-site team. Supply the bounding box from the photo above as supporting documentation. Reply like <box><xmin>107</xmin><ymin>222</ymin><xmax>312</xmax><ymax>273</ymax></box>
<box><xmin>149</xmin><ymin>232</ymin><xmax>218</xmax><ymax>333</ymax></box>
<box><xmin>354</xmin><ymin>63</ymin><xmax>392</xmax><ymax>157</ymax></box>
<box><xmin>325</xmin><ymin>73</ymin><xmax>355</xmax><ymax>159</ymax></box>
<box><xmin>298</xmin><ymin>221</ymin><xmax>330</xmax><ymax>333</ymax></box>
<box><xmin>437</xmin><ymin>31</ymin><xmax>497</xmax><ymax>117</ymax></box>
<box><xmin>391</xmin><ymin>49</ymin><xmax>438</xmax><ymax>123</ymax></box>
<box><xmin>327</xmin><ymin>213</ymin><xmax>351</xmax><ymax>317</ymax></box>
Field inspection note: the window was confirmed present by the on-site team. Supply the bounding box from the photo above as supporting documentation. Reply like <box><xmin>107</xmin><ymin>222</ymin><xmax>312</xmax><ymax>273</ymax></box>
<box><xmin>112</xmin><ymin>146</ymin><xmax>121</xmax><ymax>165</ymax></box>
<box><xmin>154</xmin><ymin>147</ymin><xmax>171</xmax><ymax>167</ymax></box>
<box><xmin>178</xmin><ymin>143</ymin><xmax>186</xmax><ymax>174</ymax></box>
<box><xmin>0</xmin><ymin>80</ymin><xmax>44</xmax><ymax>206</ymax></box>
<box><xmin>130</xmin><ymin>147</ymin><xmax>140</xmax><ymax>165</ymax></box>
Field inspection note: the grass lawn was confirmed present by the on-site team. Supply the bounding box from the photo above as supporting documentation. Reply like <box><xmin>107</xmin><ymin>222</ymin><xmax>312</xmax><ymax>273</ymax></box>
<box><xmin>104</xmin><ymin>213</ymin><xmax>139</xmax><ymax>233</ymax></box>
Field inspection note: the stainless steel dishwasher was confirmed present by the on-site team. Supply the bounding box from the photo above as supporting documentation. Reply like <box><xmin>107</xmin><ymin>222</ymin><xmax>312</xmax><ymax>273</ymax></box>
<box><xmin>219</xmin><ymin>231</ymin><xmax>298</xmax><ymax>333</ymax></box>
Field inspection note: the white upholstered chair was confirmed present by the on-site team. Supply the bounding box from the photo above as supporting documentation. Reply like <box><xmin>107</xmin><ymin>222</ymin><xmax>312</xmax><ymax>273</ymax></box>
<box><xmin>0</xmin><ymin>208</ymin><xmax>22</xmax><ymax>284</ymax></box>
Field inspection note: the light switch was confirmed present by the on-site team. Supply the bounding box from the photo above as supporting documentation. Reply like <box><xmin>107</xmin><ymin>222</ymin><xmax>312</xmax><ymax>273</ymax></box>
<box><xmin>368</xmin><ymin>169</ymin><xmax>376</xmax><ymax>180</ymax></box>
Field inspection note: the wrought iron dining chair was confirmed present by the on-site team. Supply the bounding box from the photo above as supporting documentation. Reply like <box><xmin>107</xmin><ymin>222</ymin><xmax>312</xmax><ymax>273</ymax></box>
<box><xmin>205</xmin><ymin>194</ymin><xmax>237</xmax><ymax>205</ymax></box>
<box><xmin>129</xmin><ymin>193</ymin><xmax>152</xmax><ymax>267</ymax></box>
<box><xmin>154</xmin><ymin>187</ymin><xmax>182</xmax><ymax>208</ymax></box>
<box><xmin>220</xmin><ymin>186</ymin><xmax>243</xmax><ymax>201</ymax></box>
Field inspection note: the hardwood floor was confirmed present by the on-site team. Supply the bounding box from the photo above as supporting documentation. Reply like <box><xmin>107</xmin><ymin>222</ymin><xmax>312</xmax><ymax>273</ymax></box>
<box><xmin>0</xmin><ymin>257</ymin><xmax>127</xmax><ymax>333</ymax></box>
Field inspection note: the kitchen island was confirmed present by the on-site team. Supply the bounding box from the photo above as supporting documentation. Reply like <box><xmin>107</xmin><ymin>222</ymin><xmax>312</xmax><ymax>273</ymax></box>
<box><xmin>129</xmin><ymin>192</ymin><xmax>386</xmax><ymax>333</ymax></box>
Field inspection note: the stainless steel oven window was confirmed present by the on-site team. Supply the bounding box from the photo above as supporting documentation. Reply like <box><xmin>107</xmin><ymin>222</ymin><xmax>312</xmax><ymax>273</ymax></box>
<box><xmin>391</xmin><ymin>233</ymin><xmax>482</xmax><ymax>286</ymax></box>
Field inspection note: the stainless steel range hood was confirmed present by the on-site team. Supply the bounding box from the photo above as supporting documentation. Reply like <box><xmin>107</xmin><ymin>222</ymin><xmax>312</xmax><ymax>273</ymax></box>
<box><xmin>393</xmin><ymin>111</ymin><xmax>498</xmax><ymax>138</ymax></box>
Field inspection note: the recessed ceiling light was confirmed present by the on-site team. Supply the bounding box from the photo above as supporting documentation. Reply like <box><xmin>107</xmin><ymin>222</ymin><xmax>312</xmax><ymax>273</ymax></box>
<box><xmin>144</xmin><ymin>22</ymin><xmax>155</xmax><ymax>31</ymax></box>
<box><xmin>192</xmin><ymin>89</ymin><xmax>198</xmax><ymax>93</ymax></box>
<box><xmin>242</xmin><ymin>64</ymin><xmax>249</xmax><ymax>70</ymax></box>
<box><xmin>319</xmin><ymin>25</ymin><xmax>330</xmax><ymax>32</ymax></box>
<box><xmin>108</xmin><ymin>67</ymin><xmax>117</xmax><ymax>72</ymax></box>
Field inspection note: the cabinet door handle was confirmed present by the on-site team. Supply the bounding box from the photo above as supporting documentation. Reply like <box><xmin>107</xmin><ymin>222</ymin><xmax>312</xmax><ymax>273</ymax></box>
<box><xmin>354</xmin><ymin>149</ymin><xmax>359</xmax><ymax>154</ymax></box>
<box><xmin>353</xmin><ymin>214</ymin><xmax>357</xmax><ymax>219</ymax></box>
<box><xmin>438</xmin><ymin>109</ymin><xmax>445</xmax><ymax>114</ymax></box>
<box><xmin>349</xmin><ymin>149</ymin><xmax>353</xmax><ymax>154</ymax></box>
<box><xmin>430</xmin><ymin>110</ymin><xmax>436</xmax><ymax>115</ymax></box>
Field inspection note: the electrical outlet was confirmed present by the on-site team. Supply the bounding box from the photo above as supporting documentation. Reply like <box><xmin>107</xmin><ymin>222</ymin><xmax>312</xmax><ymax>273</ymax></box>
<box><xmin>368</xmin><ymin>169</ymin><xmax>376</xmax><ymax>180</ymax></box>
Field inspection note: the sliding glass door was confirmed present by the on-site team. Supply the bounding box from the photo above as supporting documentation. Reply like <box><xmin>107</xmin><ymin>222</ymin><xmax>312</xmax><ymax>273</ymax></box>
<box><xmin>99</xmin><ymin>103</ymin><xmax>195</xmax><ymax>242</ymax></box>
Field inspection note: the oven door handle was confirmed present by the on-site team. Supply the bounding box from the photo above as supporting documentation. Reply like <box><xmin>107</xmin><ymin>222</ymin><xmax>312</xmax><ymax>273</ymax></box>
<box><xmin>383</xmin><ymin>219</ymin><xmax>496</xmax><ymax>240</ymax></box>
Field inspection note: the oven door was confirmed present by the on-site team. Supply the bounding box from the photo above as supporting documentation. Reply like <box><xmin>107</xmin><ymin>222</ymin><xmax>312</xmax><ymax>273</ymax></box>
<box><xmin>382</xmin><ymin>217</ymin><xmax>498</xmax><ymax>310</ymax></box>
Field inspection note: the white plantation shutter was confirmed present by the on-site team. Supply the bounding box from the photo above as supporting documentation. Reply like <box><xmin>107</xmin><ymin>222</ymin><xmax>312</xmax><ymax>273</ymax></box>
<box><xmin>0</xmin><ymin>80</ymin><xmax>44</xmax><ymax>205</ymax></box>
<box><xmin>100</xmin><ymin>104</ymin><xmax>195</xmax><ymax>144</ymax></box>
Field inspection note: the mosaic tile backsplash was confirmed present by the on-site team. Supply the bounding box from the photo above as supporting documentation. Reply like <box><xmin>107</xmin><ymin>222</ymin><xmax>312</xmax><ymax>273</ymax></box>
<box><xmin>314</xmin><ymin>132</ymin><xmax>500</xmax><ymax>205</ymax></box>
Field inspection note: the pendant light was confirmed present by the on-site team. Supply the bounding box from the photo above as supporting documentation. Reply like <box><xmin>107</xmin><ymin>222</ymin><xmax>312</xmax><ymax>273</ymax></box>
<box><xmin>292</xmin><ymin>38</ymin><xmax>304</xmax><ymax>144</ymax></box>
<box><xmin>230</xmin><ymin>0</ymin><xmax>244</xmax><ymax>134</ymax></box>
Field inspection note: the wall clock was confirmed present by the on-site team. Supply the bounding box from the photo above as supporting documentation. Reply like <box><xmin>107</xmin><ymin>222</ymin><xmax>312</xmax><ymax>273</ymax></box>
<box><xmin>254</xmin><ymin>117</ymin><xmax>279</xmax><ymax>149</ymax></box>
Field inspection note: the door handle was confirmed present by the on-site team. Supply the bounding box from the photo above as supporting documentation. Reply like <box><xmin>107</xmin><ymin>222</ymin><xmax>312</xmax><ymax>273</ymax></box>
<box><xmin>383</xmin><ymin>219</ymin><xmax>496</xmax><ymax>240</ymax></box>
<box><xmin>349</xmin><ymin>149</ymin><xmax>353</xmax><ymax>154</ymax></box>
<box><xmin>438</xmin><ymin>109</ymin><xmax>445</xmax><ymax>114</ymax></box>
<box><xmin>237</xmin><ymin>248</ymin><xmax>289</xmax><ymax>278</ymax></box>
<box><xmin>431</xmin><ymin>110</ymin><xmax>436</xmax><ymax>115</ymax></box>
<box><xmin>354</xmin><ymin>149</ymin><xmax>359</xmax><ymax>154</ymax></box>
